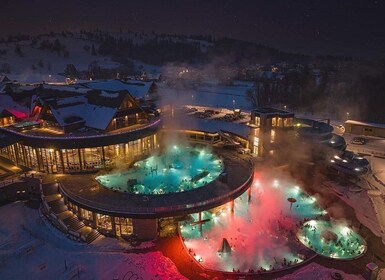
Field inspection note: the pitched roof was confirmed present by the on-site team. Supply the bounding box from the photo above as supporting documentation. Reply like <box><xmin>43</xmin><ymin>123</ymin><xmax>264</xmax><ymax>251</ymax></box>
<box><xmin>0</xmin><ymin>75</ymin><xmax>10</xmax><ymax>83</ymax></box>
<box><xmin>0</xmin><ymin>94</ymin><xmax>30</xmax><ymax>118</ymax></box>
<box><xmin>345</xmin><ymin>120</ymin><xmax>385</xmax><ymax>130</ymax></box>
<box><xmin>43</xmin><ymin>93</ymin><xmax>119</xmax><ymax>130</ymax></box>
<box><xmin>80</xmin><ymin>80</ymin><xmax>153</xmax><ymax>99</ymax></box>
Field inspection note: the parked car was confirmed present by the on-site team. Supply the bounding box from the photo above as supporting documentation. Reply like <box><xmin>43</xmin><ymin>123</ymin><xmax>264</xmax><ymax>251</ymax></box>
<box><xmin>350</xmin><ymin>137</ymin><xmax>367</xmax><ymax>145</ymax></box>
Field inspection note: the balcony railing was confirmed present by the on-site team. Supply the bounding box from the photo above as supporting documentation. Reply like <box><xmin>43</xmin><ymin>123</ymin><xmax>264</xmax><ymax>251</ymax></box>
<box><xmin>58</xmin><ymin>168</ymin><xmax>253</xmax><ymax>218</ymax></box>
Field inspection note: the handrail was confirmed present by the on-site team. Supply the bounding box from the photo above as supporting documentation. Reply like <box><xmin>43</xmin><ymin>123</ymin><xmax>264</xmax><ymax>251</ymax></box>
<box><xmin>0</xmin><ymin>117</ymin><xmax>161</xmax><ymax>140</ymax></box>
<box><xmin>58</xmin><ymin>168</ymin><xmax>253</xmax><ymax>217</ymax></box>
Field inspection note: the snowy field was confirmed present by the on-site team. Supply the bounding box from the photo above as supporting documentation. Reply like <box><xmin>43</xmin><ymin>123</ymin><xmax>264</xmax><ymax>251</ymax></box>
<box><xmin>278</xmin><ymin>263</ymin><xmax>365</xmax><ymax>280</ymax></box>
<box><xmin>0</xmin><ymin>34</ymin><xmax>165</xmax><ymax>84</ymax></box>
<box><xmin>0</xmin><ymin>202</ymin><xmax>186</xmax><ymax>280</ymax></box>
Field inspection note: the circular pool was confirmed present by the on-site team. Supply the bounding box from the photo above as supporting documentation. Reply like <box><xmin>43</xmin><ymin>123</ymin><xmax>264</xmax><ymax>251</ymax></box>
<box><xmin>297</xmin><ymin>220</ymin><xmax>366</xmax><ymax>259</ymax></box>
<box><xmin>96</xmin><ymin>144</ymin><xmax>223</xmax><ymax>195</ymax></box>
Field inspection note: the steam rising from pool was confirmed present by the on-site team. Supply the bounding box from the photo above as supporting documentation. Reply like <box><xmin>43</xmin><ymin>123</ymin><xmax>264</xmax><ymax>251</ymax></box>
<box><xmin>95</xmin><ymin>144</ymin><xmax>223</xmax><ymax>195</ymax></box>
<box><xmin>180</xmin><ymin>171</ymin><xmax>367</xmax><ymax>273</ymax></box>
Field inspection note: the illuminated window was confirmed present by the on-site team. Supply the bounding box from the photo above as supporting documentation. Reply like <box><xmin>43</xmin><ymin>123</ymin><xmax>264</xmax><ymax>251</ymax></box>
<box><xmin>271</xmin><ymin>129</ymin><xmax>276</xmax><ymax>143</ymax></box>
<box><xmin>96</xmin><ymin>214</ymin><xmax>112</xmax><ymax>230</ymax></box>
<box><xmin>114</xmin><ymin>217</ymin><xmax>133</xmax><ymax>235</ymax></box>
<box><xmin>284</xmin><ymin>118</ymin><xmax>293</xmax><ymax>127</ymax></box>
<box><xmin>255</xmin><ymin>117</ymin><xmax>261</xmax><ymax>126</ymax></box>
<box><xmin>272</xmin><ymin>117</ymin><xmax>277</xmax><ymax>127</ymax></box>
<box><xmin>278</xmin><ymin>118</ymin><xmax>283</xmax><ymax>127</ymax></box>
<box><xmin>80</xmin><ymin>208</ymin><xmax>93</xmax><ymax>221</ymax></box>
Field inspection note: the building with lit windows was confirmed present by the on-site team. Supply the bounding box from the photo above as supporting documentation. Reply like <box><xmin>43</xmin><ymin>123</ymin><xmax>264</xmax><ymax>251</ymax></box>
<box><xmin>0</xmin><ymin>84</ymin><xmax>160</xmax><ymax>174</ymax></box>
<box><xmin>0</xmin><ymin>83</ymin><xmax>253</xmax><ymax>241</ymax></box>
<box><xmin>248</xmin><ymin>108</ymin><xmax>295</xmax><ymax>156</ymax></box>
<box><xmin>0</xmin><ymin>82</ymin><xmax>355</xmax><ymax>242</ymax></box>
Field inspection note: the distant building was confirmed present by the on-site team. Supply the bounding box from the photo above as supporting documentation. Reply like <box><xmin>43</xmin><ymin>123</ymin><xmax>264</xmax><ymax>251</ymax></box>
<box><xmin>344</xmin><ymin>120</ymin><xmax>385</xmax><ymax>138</ymax></box>
<box><xmin>248</xmin><ymin>108</ymin><xmax>294</xmax><ymax>156</ymax></box>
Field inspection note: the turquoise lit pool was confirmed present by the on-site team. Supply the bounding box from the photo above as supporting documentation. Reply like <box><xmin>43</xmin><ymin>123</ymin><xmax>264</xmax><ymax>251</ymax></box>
<box><xmin>96</xmin><ymin>145</ymin><xmax>223</xmax><ymax>195</ymax></box>
<box><xmin>297</xmin><ymin>220</ymin><xmax>366</xmax><ymax>259</ymax></box>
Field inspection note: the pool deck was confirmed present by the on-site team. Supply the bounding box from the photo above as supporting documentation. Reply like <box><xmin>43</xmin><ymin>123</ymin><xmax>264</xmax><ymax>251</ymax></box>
<box><xmin>58</xmin><ymin>146</ymin><xmax>253</xmax><ymax>218</ymax></box>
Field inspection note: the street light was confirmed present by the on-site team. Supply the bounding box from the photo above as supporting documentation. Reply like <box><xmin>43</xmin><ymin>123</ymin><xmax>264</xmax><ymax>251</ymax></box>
<box><xmin>346</xmin><ymin>112</ymin><xmax>350</xmax><ymax>120</ymax></box>
<box><xmin>232</xmin><ymin>99</ymin><xmax>235</xmax><ymax>108</ymax></box>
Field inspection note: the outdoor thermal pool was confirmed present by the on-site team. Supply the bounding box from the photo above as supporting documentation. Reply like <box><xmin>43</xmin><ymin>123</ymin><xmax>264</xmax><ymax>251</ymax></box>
<box><xmin>95</xmin><ymin>144</ymin><xmax>223</xmax><ymax>195</ymax></box>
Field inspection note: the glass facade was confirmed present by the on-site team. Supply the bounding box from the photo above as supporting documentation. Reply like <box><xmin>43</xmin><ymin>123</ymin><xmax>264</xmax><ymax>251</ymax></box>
<box><xmin>96</xmin><ymin>214</ymin><xmax>112</xmax><ymax>231</ymax></box>
<box><xmin>0</xmin><ymin>116</ymin><xmax>15</xmax><ymax>126</ymax></box>
<box><xmin>0</xmin><ymin>134</ymin><xmax>158</xmax><ymax>173</ymax></box>
<box><xmin>80</xmin><ymin>208</ymin><xmax>94</xmax><ymax>221</ymax></box>
<box><xmin>158</xmin><ymin>217</ymin><xmax>178</xmax><ymax>237</ymax></box>
<box><xmin>114</xmin><ymin>217</ymin><xmax>133</xmax><ymax>236</ymax></box>
<box><xmin>272</xmin><ymin>117</ymin><xmax>293</xmax><ymax>128</ymax></box>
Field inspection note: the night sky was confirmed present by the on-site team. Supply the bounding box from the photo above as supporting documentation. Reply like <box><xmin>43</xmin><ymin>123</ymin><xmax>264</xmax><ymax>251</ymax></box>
<box><xmin>1</xmin><ymin>0</ymin><xmax>384</xmax><ymax>57</ymax></box>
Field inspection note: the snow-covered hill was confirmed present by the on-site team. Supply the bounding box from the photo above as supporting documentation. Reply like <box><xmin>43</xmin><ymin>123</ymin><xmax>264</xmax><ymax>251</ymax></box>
<box><xmin>0</xmin><ymin>34</ymin><xmax>118</xmax><ymax>83</ymax></box>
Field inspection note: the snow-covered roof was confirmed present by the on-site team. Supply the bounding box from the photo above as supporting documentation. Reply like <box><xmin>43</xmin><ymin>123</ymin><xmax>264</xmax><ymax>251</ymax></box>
<box><xmin>47</xmin><ymin>95</ymin><xmax>117</xmax><ymax>130</ymax></box>
<box><xmin>345</xmin><ymin>120</ymin><xmax>385</xmax><ymax>129</ymax></box>
<box><xmin>0</xmin><ymin>94</ymin><xmax>30</xmax><ymax>118</ymax></box>
<box><xmin>41</xmin><ymin>84</ymin><xmax>91</xmax><ymax>94</ymax></box>
<box><xmin>80</xmin><ymin>80</ymin><xmax>153</xmax><ymax>99</ymax></box>
<box><xmin>166</xmin><ymin>116</ymin><xmax>249</xmax><ymax>138</ymax></box>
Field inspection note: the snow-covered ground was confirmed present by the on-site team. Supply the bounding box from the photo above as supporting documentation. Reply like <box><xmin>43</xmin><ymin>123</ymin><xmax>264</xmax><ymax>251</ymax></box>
<box><xmin>0</xmin><ymin>35</ymin><xmax>119</xmax><ymax>83</ymax></box>
<box><xmin>277</xmin><ymin>263</ymin><xmax>365</xmax><ymax>280</ymax></box>
<box><xmin>0</xmin><ymin>202</ymin><xmax>186</xmax><ymax>280</ymax></box>
<box><xmin>319</xmin><ymin>128</ymin><xmax>385</xmax><ymax>246</ymax></box>
<box><xmin>0</xmin><ymin>34</ymin><xmax>168</xmax><ymax>84</ymax></box>
<box><xmin>345</xmin><ymin>134</ymin><xmax>385</xmax><ymax>159</ymax></box>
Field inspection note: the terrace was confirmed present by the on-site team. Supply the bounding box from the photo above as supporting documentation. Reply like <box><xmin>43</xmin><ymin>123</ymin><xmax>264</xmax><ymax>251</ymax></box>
<box><xmin>0</xmin><ymin>116</ymin><xmax>162</xmax><ymax>149</ymax></box>
<box><xmin>57</xmin><ymin>146</ymin><xmax>253</xmax><ymax>218</ymax></box>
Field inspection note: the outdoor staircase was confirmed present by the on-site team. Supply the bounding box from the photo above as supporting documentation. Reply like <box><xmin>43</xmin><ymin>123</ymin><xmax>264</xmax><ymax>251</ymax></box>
<box><xmin>40</xmin><ymin>182</ymin><xmax>101</xmax><ymax>244</ymax></box>
<box><xmin>47</xmin><ymin>199</ymin><xmax>67</xmax><ymax>214</ymax></box>
<box><xmin>85</xmin><ymin>230</ymin><xmax>100</xmax><ymax>244</ymax></box>
<box><xmin>63</xmin><ymin>216</ymin><xmax>85</xmax><ymax>232</ymax></box>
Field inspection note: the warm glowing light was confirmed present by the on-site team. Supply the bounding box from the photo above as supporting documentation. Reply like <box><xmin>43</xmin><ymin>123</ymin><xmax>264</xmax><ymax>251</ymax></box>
<box><xmin>308</xmin><ymin>220</ymin><xmax>317</xmax><ymax>227</ymax></box>
<box><xmin>342</xmin><ymin>226</ymin><xmax>351</xmax><ymax>235</ymax></box>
